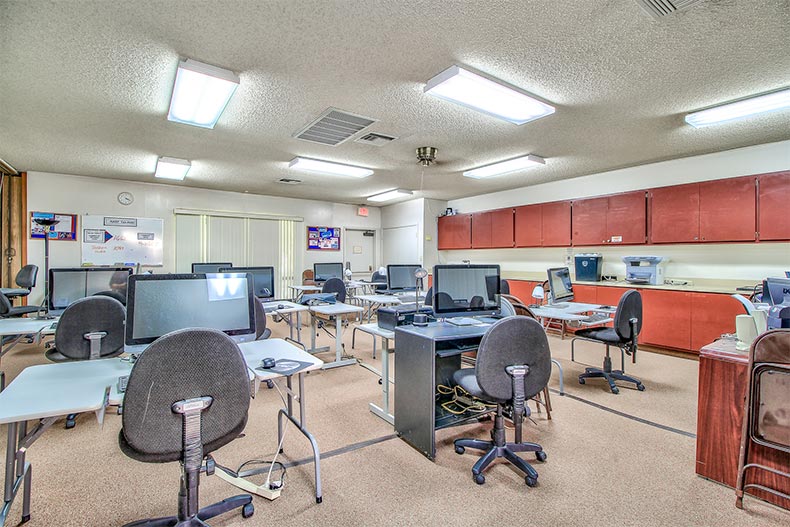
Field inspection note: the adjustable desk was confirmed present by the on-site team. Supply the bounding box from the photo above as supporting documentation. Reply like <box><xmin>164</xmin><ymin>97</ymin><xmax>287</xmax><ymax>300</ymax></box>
<box><xmin>0</xmin><ymin>318</ymin><xmax>58</xmax><ymax>390</ymax></box>
<box><xmin>530</xmin><ymin>302</ymin><xmax>615</xmax><ymax>338</ymax></box>
<box><xmin>288</xmin><ymin>285</ymin><xmax>321</xmax><ymax>302</ymax></box>
<box><xmin>308</xmin><ymin>302</ymin><xmax>364</xmax><ymax>369</ymax></box>
<box><xmin>261</xmin><ymin>300</ymin><xmax>308</xmax><ymax>343</ymax></box>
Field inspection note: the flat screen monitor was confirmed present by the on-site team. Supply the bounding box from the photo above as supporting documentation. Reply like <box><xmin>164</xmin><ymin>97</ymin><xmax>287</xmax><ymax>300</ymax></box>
<box><xmin>313</xmin><ymin>262</ymin><xmax>343</xmax><ymax>282</ymax></box>
<box><xmin>191</xmin><ymin>262</ymin><xmax>232</xmax><ymax>273</ymax></box>
<box><xmin>125</xmin><ymin>273</ymin><xmax>256</xmax><ymax>354</ymax></box>
<box><xmin>432</xmin><ymin>264</ymin><xmax>501</xmax><ymax>318</ymax></box>
<box><xmin>387</xmin><ymin>264</ymin><xmax>421</xmax><ymax>291</ymax></box>
<box><xmin>547</xmin><ymin>267</ymin><xmax>574</xmax><ymax>304</ymax></box>
<box><xmin>220</xmin><ymin>266</ymin><xmax>274</xmax><ymax>299</ymax></box>
<box><xmin>49</xmin><ymin>267</ymin><xmax>133</xmax><ymax>314</ymax></box>
<box><xmin>763</xmin><ymin>277</ymin><xmax>790</xmax><ymax>306</ymax></box>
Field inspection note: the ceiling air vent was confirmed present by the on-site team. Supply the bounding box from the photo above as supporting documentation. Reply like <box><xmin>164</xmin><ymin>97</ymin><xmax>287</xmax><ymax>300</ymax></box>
<box><xmin>293</xmin><ymin>108</ymin><xmax>377</xmax><ymax>146</ymax></box>
<box><xmin>354</xmin><ymin>132</ymin><xmax>398</xmax><ymax>147</ymax></box>
<box><xmin>278</xmin><ymin>178</ymin><xmax>302</xmax><ymax>185</ymax></box>
<box><xmin>634</xmin><ymin>0</ymin><xmax>702</xmax><ymax>19</ymax></box>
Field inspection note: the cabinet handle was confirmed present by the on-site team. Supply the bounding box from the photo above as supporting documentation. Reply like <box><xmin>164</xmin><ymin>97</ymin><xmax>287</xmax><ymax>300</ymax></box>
<box><xmin>694</xmin><ymin>236</ymin><xmax>698</xmax><ymax>240</ymax></box>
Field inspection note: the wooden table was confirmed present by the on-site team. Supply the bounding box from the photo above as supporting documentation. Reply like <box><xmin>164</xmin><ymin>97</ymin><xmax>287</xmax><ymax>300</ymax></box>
<box><xmin>696</xmin><ymin>337</ymin><xmax>790</xmax><ymax>510</ymax></box>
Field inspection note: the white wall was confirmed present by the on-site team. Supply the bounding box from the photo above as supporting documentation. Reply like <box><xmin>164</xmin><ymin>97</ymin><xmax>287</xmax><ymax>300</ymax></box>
<box><xmin>381</xmin><ymin>197</ymin><xmax>447</xmax><ymax>271</ymax></box>
<box><xmin>25</xmin><ymin>171</ymin><xmax>381</xmax><ymax>303</ymax></box>
<box><xmin>441</xmin><ymin>140</ymin><xmax>790</xmax><ymax>282</ymax></box>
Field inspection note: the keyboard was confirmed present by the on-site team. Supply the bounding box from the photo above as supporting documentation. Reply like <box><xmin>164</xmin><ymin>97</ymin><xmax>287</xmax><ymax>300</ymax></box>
<box><xmin>549</xmin><ymin>303</ymin><xmax>569</xmax><ymax>309</ymax></box>
<box><xmin>582</xmin><ymin>313</ymin><xmax>610</xmax><ymax>324</ymax></box>
<box><xmin>117</xmin><ymin>375</ymin><xmax>130</xmax><ymax>393</ymax></box>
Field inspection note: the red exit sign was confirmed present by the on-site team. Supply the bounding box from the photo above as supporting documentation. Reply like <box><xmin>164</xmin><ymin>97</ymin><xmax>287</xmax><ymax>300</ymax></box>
<box><xmin>357</xmin><ymin>207</ymin><xmax>369</xmax><ymax>217</ymax></box>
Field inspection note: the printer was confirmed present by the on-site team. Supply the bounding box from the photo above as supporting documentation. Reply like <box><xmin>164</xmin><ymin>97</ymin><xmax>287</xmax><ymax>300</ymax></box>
<box><xmin>622</xmin><ymin>256</ymin><xmax>667</xmax><ymax>285</ymax></box>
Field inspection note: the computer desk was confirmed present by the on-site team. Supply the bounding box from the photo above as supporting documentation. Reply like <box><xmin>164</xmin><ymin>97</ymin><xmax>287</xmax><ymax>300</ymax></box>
<box><xmin>351</xmin><ymin>323</ymin><xmax>396</xmax><ymax>424</ymax></box>
<box><xmin>0</xmin><ymin>338</ymin><xmax>324</xmax><ymax>525</ymax></box>
<box><xmin>530</xmin><ymin>302</ymin><xmax>615</xmax><ymax>339</ymax></box>
<box><xmin>288</xmin><ymin>284</ymin><xmax>322</xmax><ymax>302</ymax></box>
<box><xmin>307</xmin><ymin>302</ymin><xmax>364</xmax><ymax>369</ymax></box>
<box><xmin>353</xmin><ymin>294</ymin><xmax>402</xmax><ymax>323</ymax></box>
<box><xmin>0</xmin><ymin>317</ymin><xmax>59</xmax><ymax>390</ymax></box>
<box><xmin>261</xmin><ymin>300</ymin><xmax>308</xmax><ymax>343</ymax></box>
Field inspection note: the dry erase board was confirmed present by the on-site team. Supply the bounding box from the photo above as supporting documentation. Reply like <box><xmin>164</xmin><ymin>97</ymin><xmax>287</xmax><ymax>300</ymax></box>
<box><xmin>81</xmin><ymin>215</ymin><xmax>164</xmax><ymax>266</ymax></box>
<box><xmin>307</xmin><ymin>226</ymin><xmax>341</xmax><ymax>251</ymax></box>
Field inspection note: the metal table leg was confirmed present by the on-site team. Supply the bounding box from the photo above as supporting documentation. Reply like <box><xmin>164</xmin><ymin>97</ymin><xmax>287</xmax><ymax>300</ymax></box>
<box><xmin>369</xmin><ymin>337</ymin><xmax>394</xmax><ymax>425</ymax></box>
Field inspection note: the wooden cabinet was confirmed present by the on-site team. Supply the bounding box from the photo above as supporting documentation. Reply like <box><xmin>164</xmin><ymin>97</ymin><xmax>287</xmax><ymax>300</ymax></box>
<box><xmin>690</xmin><ymin>293</ymin><xmax>745</xmax><ymax>351</ymax></box>
<box><xmin>514</xmin><ymin>202</ymin><xmax>571</xmax><ymax>247</ymax></box>
<box><xmin>471</xmin><ymin>209</ymin><xmax>514</xmax><ymax>248</ymax></box>
<box><xmin>596</xmin><ymin>286</ymin><xmax>628</xmax><ymax>308</ymax></box>
<box><xmin>437</xmin><ymin>214</ymin><xmax>472</xmax><ymax>250</ymax></box>
<box><xmin>639</xmin><ymin>289</ymin><xmax>692</xmax><ymax>350</ymax></box>
<box><xmin>572</xmin><ymin>192</ymin><xmax>646</xmax><ymax>246</ymax></box>
<box><xmin>506</xmin><ymin>280</ymin><xmax>540</xmax><ymax>304</ymax></box>
<box><xmin>699</xmin><ymin>176</ymin><xmax>757</xmax><ymax>242</ymax></box>
<box><xmin>649</xmin><ymin>183</ymin><xmax>700</xmax><ymax>243</ymax></box>
<box><xmin>758</xmin><ymin>171</ymin><xmax>790</xmax><ymax>241</ymax></box>
<box><xmin>471</xmin><ymin>212</ymin><xmax>492</xmax><ymax>248</ymax></box>
<box><xmin>571</xmin><ymin>197</ymin><xmax>608</xmax><ymax>246</ymax></box>
<box><xmin>514</xmin><ymin>204</ymin><xmax>542</xmax><ymax>247</ymax></box>
<box><xmin>572</xmin><ymin>284</ymin><xmax>597</xmax><ymax>303</ymax></box>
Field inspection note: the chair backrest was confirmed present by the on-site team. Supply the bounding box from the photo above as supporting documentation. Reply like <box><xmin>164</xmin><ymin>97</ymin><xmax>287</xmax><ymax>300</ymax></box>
<box><xmin>254</xmin><ymin>298</ymin><xmax>268</xmax><ymax>340</ymax></box>
<box><xmin>499</xmin><ymin>296</ymin><xmax>516</xmax><ymax>317</ymax></box>
<box><xmin>121</xmin><ymin>328</ymin><xmax>250</xmax><ymax>461</ymax></box>
<box><xmin>93</xmin><ymin>289</ymin><xmax>127</xmax><ymax>305</ymax></box>
<box><xmin>371</xmin><ymin>271</ymin><xmax>386</xmax><ymax>292</ymax></box>
<box><xmin>424</xmin><ymin>287</ymin><xmax>433</xmax><ymax>306</ymax></box>
<box><xmin>475</xmin><ymin>316</ymin><xmax>552</xmax><ymax>402</ymax></box>
<box><xmin>434</xmin><ymin>291</ymin><xmax>454</xmax><ymax>310</ymax></box>
<box><xmin>322</xmin><ymin>277</ymin><xmax>346</xmax><ymax>303</ymax></box>
<box><xmin>500</xmin><ymin>279</ymin><xmax>510</xmax><ymax>295</ymax></box>
<box><xmin>613</xmin><ymin>290</ymin><xmax>643</xmax><ymax>340</ymax></box>
<box><xmin>302</xmin><ymin>269</ymin><xmax>315</xmax><ymax>285</ymax></box>
<box><xmin>15</xmin><ymin>264</ymin><xmax>38</xmax><ymax>289</ymax></box>
<box><xmin>0</xmin><ymin>293</ymin><xmax>13</xmax><ymax>317</ymax></box>
<box><xmin>470</xmin><ymin>295</ymin><xmax>485</xmax><ymax>308</ymax></box>
<box><xmin>54</xmin><ymin>296</ymin><xmax>125</xmax><ymax>359</ymax></box>
<box><xmin>747</xmin><ymin>329</ymin><xmax>790</xmax><ymax>451</ymax></box>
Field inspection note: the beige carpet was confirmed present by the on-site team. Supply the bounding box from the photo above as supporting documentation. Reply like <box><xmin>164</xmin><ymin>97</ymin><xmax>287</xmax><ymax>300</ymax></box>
<box><xmin>0</xmin><ymin>317</ymin><xmax>787</xmax><ymax>526</ymax></box>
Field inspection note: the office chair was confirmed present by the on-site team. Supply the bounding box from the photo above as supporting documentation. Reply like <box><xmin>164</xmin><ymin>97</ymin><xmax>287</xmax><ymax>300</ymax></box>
<box><xmin>371</xmin><ymin>270</ymin><xmax>387</xmax><ymax>292</ymax></box>
<box><xmin>0</xmin><ymin>264</ymin><xmax>38</xmax><ymax>300</ymax></box>
<box><xmin>254</xmin><ymin>298</ymin><xmax>272</xmax><ymax>340</ymax></box>
<box><xmin>0</xmin><ymin>290</ymin><xmax>39</xmax><ymax>318</ymax></box>
<box><xmin>302</xmin><ymin>269</ymin><xmax>316</xmax><ymax>286</ymax></box>
<box><xmin>735</xmin><ymin>329</ymin><xmax>790</xmax><ymax>509</ymax></box>
<box><xmin>45</xmin><ymin>296</ymin><xmax>125</xmax><ymax>362</ymax></box>
<box><xmin>93</xmin><ymin>289</ymin><xmax>127</xmax><ymax>305</ymax></box>
<box><xmin>424</xmin><ymin>287</ymin><xmax>433</xmax><ymax>306</ymax></box>
<box><xmin>571</xmin><ymin>289</ymin><xmax>644</xmax><ymax>394</ymax></box>
<box><xmin>453</xmin><ymin>316</ymin><xmax>551</xmax><ymax>486</ymax></box>
<box><xmin>434</xmin><ymin>291</ymin><xmax>454</xmax><ymax>311</ymax></box>
<box><xmin>119</xmin><ymin>328</ymin><xmax>254</xmax><ymax>526</ymax></box>
<box><xmin>470</xmin><ymin>295</ymin><xmax>485</xmax><ymax>308</ymax></box>
<box><xmin>316</xmin><ymin>277</ymin><xmax>350</xmax><ymax>340</ymax></box>
<box><xmin>499</xmin><ymin>296</ymin><xmax>517</xmax><ymax>317</ymax></box>
<box><xmin>500</xmin><ymin>279</ymin><xmax>510</xmax><ymax>295</ymax></box>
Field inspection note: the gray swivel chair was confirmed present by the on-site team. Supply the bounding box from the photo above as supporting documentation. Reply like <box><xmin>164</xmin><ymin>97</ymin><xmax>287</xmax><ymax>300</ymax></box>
<box><xmin>499</xmin><ymin>296</ymin><xmax>517</xmax><ymax>317</ymax></box>
<box><xmin>371</xmin><ymin>270</ymin><xmax>387</xmax><ymax>292</ymax></box>
<box><xmin>322</xmin><ymin>277</ymin><xmax>346</xmax><ymax>303</ymax></box>
<box><xmin>45</xmin><ymin>296</ymin><xmax>126</xmax><ymax>362</ymax></box>
<box><xmin>453</xmin><ymin>316</ymin><xmax>551</xmax><ymax>486</ymax></box>
<box><xmin>499</xmin><ymin>279</ymin><xmax>510</xmax><ymax>295</ymax></box>
<box><xmin>571</xmin><ymin>289</ymin><xmax>644</xmax><ymax>394</ymax></box>
<box><xmin>93</xmin><ymin>289</ymin><xmax>127</xmax><ymax>306</ymax></box>
<box><xmin>254</xmin><ymin>298</ymin><xmax>272</xmax><ymax>340</ymax></box>
<box><xmin>470</xmin><ymin>295</ymin><xmax>485</xmax><ymax>308</ymax></box>
<box><xmin>0</xmin><ymin>264</ymin><xmax>38</xmax><ymax>300</ymax></box>
<box><xmin>424</xmin><ymin>287</ymin><xmax>433</xmax><ymax>306</ymax></box>
<box><xmin>434</xmin><ymin>291</ymin><xmax>454</xmax><ymax>311</ymax></box>
<box><xmin>119</xmin><ymin>328</ymin><xmax>254</xmax><ymax>526</ymax></box>
<box><xmin>0</xmin><ymin>290</ymin><xmax>39</xmax><ymax>318</ymax></box>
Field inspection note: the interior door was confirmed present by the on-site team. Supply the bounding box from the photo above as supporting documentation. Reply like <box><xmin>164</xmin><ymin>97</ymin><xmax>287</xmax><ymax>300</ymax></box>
<box><xmin>345</xmin><ymin>229</ymin><xmax>375</xmax><ymax>277</ymax></box>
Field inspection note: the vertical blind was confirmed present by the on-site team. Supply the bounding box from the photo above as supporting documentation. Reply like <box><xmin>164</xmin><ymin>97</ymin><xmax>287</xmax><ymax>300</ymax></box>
<box><xmin>175</xmin><ymin>210</ymin><xmax>301</xmax><ymax>298</ymax></box>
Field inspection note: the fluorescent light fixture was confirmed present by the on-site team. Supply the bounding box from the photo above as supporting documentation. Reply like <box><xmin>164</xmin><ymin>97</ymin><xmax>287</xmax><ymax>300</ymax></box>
<box><xmin>463</xmin><ymin>154</ymin><xmax>546</xmax><ymax>179</ymax></box>
<box><xmin>155</xmin><ymin>157</ymin><xmax>191</xmax><ymax>180</ymax></box>
<box><xmin>367</xmin><ymin>189</ymin><xmax>413</xmax><ymax>202</ymax></box>
<box><xmin>288</xmin><ymin>157</ymin><xmax>373</xmax><ymax>178</ymax></box>
<box><xmin>685</xmin><ymin>88</ymin><xmax>790</xmax><ymax>128</ymax></box>
<box><xmin>167</xmin><ymin>59</ymin><xmax>240</xmax><ymax>129</ymax></box>
<box><xmin>424</xmin><ymin>65</ymin><xmax>555</xmax><ymax>125</ymax></box>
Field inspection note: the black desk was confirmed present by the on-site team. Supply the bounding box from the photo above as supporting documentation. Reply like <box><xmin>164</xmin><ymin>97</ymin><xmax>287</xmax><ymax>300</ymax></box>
<box><xmin>394</xmin><ymin>320</ymin><xmax>495</xmax><ymax>460</ymax></box>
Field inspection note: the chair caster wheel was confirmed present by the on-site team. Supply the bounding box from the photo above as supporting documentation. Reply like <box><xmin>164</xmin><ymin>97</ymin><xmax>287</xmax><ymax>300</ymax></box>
<box><xmin>525</xmin><ymin>476</ymin><xmax>538</xmax><ymax>487</ymax></box>
<box><xmin>316</xmin><ymin>496</ymin><xmax>323</xmax><ymax>504</ymax></box>
<box><xmin>242</xmin><ymin>503</ymin><xmax>254</xmax><ymax>518</ymax></box>
<box><xmin>535</xmin><ymin>451</ymin><xmax>547</xmax><ymax>462</ymax></box>
<box><xmin>378</xmin><ymin>378</ymin><xmax>383</xmax><ymax>385</ymax></box>
<box><xmin>266</xmin><ymin>380</ymin><xmax>274</xmax><ymax>389</ymax></box>
<box><xmin>578</xmin><ymin>377</ymin><xmax>585</xmax><ymax>384</ymax></box>
<box><xmin>637</xmin><ymin>383</ymin><xmax>645</xmax><ymax>391</ymax></box>
<box><xmin>611</xmin><ymin>386</ymin><xmax>619</xmax><ymax>394</ymax></box>
<box><xmin>474</xmin><ymin>473</ymin><xmax>485</xmax><ymax>485</ymax></box>
<box><xmin>65</xmin><ymin>419</ymin><xmax>75</xmax><ymax>429</ymax></box>
<box><xmin>455</xmin><ymin>446</ymin><xmax>465</xmax><ymax>455</ymax></box>
<box><xmin>278</xmin><ymin>448</ymin><xmax>284</xmax><ymax>454</ymax></box>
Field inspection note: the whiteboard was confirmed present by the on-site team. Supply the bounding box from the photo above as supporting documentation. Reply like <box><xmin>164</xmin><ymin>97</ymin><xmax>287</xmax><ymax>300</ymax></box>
<box><xmin>81</xmin><ymin>215</ymin><xmax>164</xmax><ymax>266</ymax></box>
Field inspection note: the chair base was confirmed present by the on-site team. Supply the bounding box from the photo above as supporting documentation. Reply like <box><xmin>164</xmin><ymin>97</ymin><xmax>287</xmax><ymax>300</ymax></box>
<box><xmin>123</xmin><ymin>495</ymin><xmax>253</xmax><ymax>527</ymax></box>
<box><xmin>579</xmin><ymin>367</ymin><xmax>644</xmax><ymax>394</ymax></box>
<box><xmin>454</xmin><ymin>438</ymin><xmax>545</xmax><ymax>486</ymax></box>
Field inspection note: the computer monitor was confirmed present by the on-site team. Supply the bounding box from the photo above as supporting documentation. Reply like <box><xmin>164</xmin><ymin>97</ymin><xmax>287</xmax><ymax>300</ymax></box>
<box><xmin>125</xmin><ymin>273</ymin><xmax>256</xmax><ymax>354</ymax></box>
<box><xmin>763</xmin><ymin>277</ymin><xmax>790</xmax><ymax>306</ymax></box>
<box><xmin>547</xmin><ymin>267</ymin><xmax>574</xmax><ymax>304</ymax></box>
<box><xmin>431</xmin><ymin>264</ymin><xmax>501</xmax><ymax>318</ymax></box>
<box><xmin>191</xmin><ymin>262</ymin><xmax>232</xmax><ymax>273</ymax></box>
<box><xmin>220</xmin><ymin>266</ymin><xmax>274</xmax><ymax>299</ymax></box>
<box><xmin>49</xmin><ymin>267</ymin><xmax>133</xmax><ymax>314</ymax></box>
<box><xmin>313</xmin><ymin>262</ymin><xmax>343</xmax><ymax>282</ymax></box>
<box><xmin>387</xmin><ymin>264</ymin><xmax>421</xmax><ymax>291</ymax></box>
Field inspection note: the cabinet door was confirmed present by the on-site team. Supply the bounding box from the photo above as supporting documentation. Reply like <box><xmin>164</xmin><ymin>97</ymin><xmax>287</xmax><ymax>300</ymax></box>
<box><xmin>438</xmin><ymin>214</ymin><xmax>472</xmax><ymax>250</ymax></box>
<box><xmin>690</xmin><ymin>293</ymin><xmax>745</xmax><ymax>351</ymax></box>
<box><xmin>649</xmin><ymin>184</ymin><xmax>700</xmax><ymax>243</ymax></box>
<box><xmin>571</xmin><ymin>197</ymin><xmax>608</xmax><ymax>246</ymax></box>
<box><xmin>507</xmin><ymin>280</ymin><xmax>540</xmax><ymax>305</ymax></box>
<box><xmin>596</xmin><ymin>286</ymin><xmax>628</xmax><ymax>307</ymax></box>
<box><xmin>607</xmin><ymin>191</ymin><xmax>646</xmax><ymax>244</ymax></box>
<box><xmin>471</xmin><ymin>212</ymin><xmax>492</xmax><ymax>248</ymax></box>
<box><xmin>639</xmin><ymin>289</ymin><xmax>692</xmax><ymax>350</ymax></box>
<box><xmin>541</xmin><ymin>201</ymin><xmax>572</xmax><ymax>246</ymax></box>
<box><xmin>699</xmin><ymin>176</ymin><xmax>757</xmax><ymax>242</ymax></box>
<box><xmin>572</xmin><ymin>285</ymin><xmax>597</xmax><ymax>303</ymax></box>
<box><xmin>758</xmin><ymin>171</ymin><xmax>790</xmax><ymax>241</ymax></box>
<box><xmin>490</xmin><ymin>208</ymin><xmax>514</xmax><ymax>248</ymax></box>
<box><xmin>514</xmin><ymin>205</ymin><xmax>542</xmax><ymax>247</ymax></box>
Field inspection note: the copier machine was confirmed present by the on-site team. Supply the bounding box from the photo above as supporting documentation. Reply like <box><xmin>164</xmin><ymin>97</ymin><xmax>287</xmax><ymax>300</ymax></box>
<box><xmin>622</xmin><ymin>256</ymin><xmax>667</xmax><ymax>285</ymax></box>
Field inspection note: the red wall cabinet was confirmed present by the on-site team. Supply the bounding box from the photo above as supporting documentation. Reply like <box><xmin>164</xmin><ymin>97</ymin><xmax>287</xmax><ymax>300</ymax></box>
<box><xmin>506</xmin><ymin>280</ymin><xmax>540</xmax><ymax>304</ymax></box>
<box><xmin>639</xmin><ymin>289</ymin><xmax>692</xmax><ymax>350</ymax></box>
<box><xmin>437</xmin><ymin>214</ymin><xmax>472</xmax><ymax>250</ymax></box>
<box><xmin>515</xmin><ymin>202</ymin><xmax>571</xmax><ymax>247</ymax></box>
<box><xmin>571</xmin><ymin>197</ymin><xmax>608</xmax><ymax>246</ymax></box>
<box><xmin>606</xmin><ymin>191</ymin><xmax>647</xmax><ymax>244</ymax></box>
<box><xmin>698</xmin><ymin>176</ymin><xmax>757</xmax><ymax>242</ymax></box>
<box><xmin>649</xmin><ymin>183</ymin><xmax>700</xmax><ymax>243</ymax></box>
<box><xmin>472</xmin><ymin>209</ymin><xmax>514</xmax><ymax>248</ymax></box>
<box><xmin>690</xmin><ymin>293</ymin><xmax>745</xmax><ymax>351</ymax></box>
<box><xmin>758</xmin><ymin>171</ymin><xmax>790</xmax><ymax>241</ymax></box>
<box><xmin>572</xmin><ymin>284</ymin><xmax>597</xmax><ymax>303</ymax></box>
<box><xmin>514</xmin><ymin>204</ymin><xmax>542</xmax><ymax>247</ymax></box>
<box><xmin>471</xmin><ymin>211</ymin><xmax>493</xmax><ymax>248</ymax></box>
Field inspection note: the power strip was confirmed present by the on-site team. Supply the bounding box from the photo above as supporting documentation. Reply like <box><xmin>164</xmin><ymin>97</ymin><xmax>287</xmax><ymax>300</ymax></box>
<box><xmin>215</xmin><ymin>469</ymin><xmax>282</xmax><ymax>500</ymax></box>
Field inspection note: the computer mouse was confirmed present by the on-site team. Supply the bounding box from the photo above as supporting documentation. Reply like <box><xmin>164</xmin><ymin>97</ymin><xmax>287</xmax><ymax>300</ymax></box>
<box><xmin>261</xmin><ymin>357</ymin><xmax>276</xmax><ymax>369</ymax></box>
<box><xmin>278</xmin><ymin>304</ymin><xmax>285</xmax><ymax>309</ymax></box>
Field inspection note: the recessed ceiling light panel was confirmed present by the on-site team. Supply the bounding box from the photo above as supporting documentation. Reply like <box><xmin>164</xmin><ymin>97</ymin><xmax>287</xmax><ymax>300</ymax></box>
<box><xmin>288</xmin><ymin>157</ymin><xmax>373</xmax><ymax>178</ymax></box>
<box><xmin>367</xmin><ymin>189</ymin><xmax>413</xmax><ymax>202</ymax></box>
<box><xmin>424</xmin><ymin>65</ymin><xmax>555</xmax><ymax>125</ymax></box>
<box><xmin>155</xmin><ymin>157</ymin><xmax>191</xmax><ymax>180</ymax></box>
<box><xmin>685</xmin><ymin>88</ymin><xmax>790</xmax><ymax>128</ymax></box>
<box><xmin>167</xmin><ymin>59</ymin><xmax>240</xmax><ymax>129</ymax></box>
<box><xmin>463</xmin><ymin>154</ymin><xmax>546</xmax><ymax>179</ymax></box>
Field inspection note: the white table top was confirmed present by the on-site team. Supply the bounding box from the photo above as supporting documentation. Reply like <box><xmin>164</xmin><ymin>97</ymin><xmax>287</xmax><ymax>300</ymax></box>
<box><xmin>289</xmin><ymin>285</ymin><xmax>322</xmax><ymax>292</ymax></box>
<box><xmin>309</xmin><ymin>302</ymin><xmax>364</xmax><ymax>315</ymax></box>
<box><xmin>0</xmin><ymin>317</ymin><xmax>59</xmax><ymax>337</ymax></box>
<box><xmin>531</xmin><ymin>302</ymin><xmax>615</xmax><ymax>321</ymax></box>
<box><xmin>354</xmin><ymin>294</ymin><xmax>402</xmax><ymax>305</ymax></box>
<box><xmin>355</xmin><ymin>323</ymin><xmax>395</xmax><ymax>339</ymax></box>
<box><xmin>239</xmin><ymin>338</ymin><xmax>323</xmax><ymax>381</ymax></box>
<box><xmin>347</xmin><ymin>280</ymin><xmax>386</xmax><ymax>288</ymax></box>
<box><xmin>261</xmin><ymin>300</ymin><xmax>309</xmax><ymax>314</ymax></box>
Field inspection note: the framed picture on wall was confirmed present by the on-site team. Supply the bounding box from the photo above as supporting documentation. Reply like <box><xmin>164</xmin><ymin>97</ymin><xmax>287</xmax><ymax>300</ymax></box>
<box><xmin>30</xmin><ymin>211</ymin><xmax>78</xmax><ymax>241</ymax></box>
<box><xmin>307</xmin><ymin>226</ymin><xmax>341</xmax><ymax>251</ymax></box>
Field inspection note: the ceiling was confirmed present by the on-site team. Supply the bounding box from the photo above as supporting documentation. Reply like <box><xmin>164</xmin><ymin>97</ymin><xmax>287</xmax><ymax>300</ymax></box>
<box><xmin>1</xmin><ymin>0</ymin><xmax>789</xmax><ymax>205</ymax></box>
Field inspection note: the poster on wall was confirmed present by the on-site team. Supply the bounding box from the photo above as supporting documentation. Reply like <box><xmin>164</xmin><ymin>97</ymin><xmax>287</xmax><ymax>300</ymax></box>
<box><xmin>81</xmin><ymin>215</ymin><xmax>164</xmax><ymax>266</ymax></box>
<box><xmin>307</xmin><ymin>226</ymin><xmax>341</xmax><ymax>251</ymax></box>
<box><xmin>30</xmin><ymin>212</ymin><xmax>78</xmax><ymax>240</ymax></box>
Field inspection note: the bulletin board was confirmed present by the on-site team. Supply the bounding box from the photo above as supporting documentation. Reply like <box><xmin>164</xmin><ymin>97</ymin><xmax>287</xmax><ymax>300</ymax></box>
<box><xmin>30</xmin><ymin>212</ymin><xmax>78</xmax><ymax>241</ymax></box>
<box><xmin>81</xmin><ymin>215</ymin><xmax>164</xmax><ymax>266</ymax></box>
<box><xmin>307</xmin><ymin>226</ymin><xmax>341</xmax><ymax>251</ymax></box>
